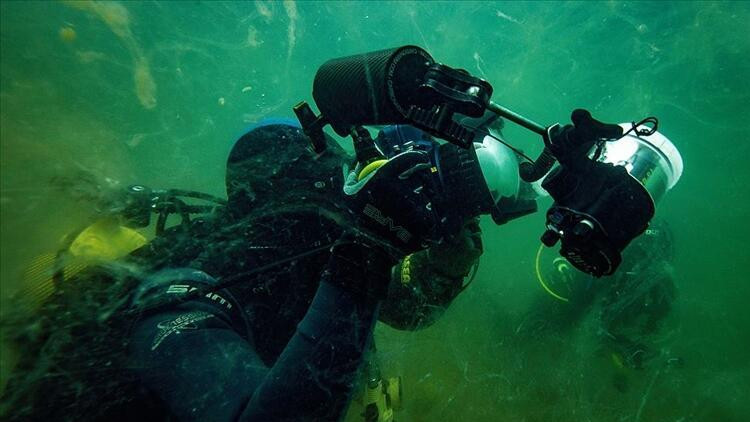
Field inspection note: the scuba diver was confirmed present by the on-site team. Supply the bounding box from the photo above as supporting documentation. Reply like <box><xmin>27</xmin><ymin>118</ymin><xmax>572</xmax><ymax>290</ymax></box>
<box><xmin>0</xmin><ymin>45</ymin><xmax>683</xmax><ymax>421</ymax></box>
<box><xmin>523</xmin><ymin>219</ymin><xmax>678</xmax><ymax>373</ymax></box>
<box><xmin>1</xmin><ymin>119</ymin><xmax>486</xmax><ymax>422</ymax></box>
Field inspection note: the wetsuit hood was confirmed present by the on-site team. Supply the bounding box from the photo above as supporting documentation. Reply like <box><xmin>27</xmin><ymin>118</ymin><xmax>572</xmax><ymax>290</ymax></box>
<box><xmin>226</xmin><ymin>120</ymin><xmax>349</xmax><ymax>219</ymax></box>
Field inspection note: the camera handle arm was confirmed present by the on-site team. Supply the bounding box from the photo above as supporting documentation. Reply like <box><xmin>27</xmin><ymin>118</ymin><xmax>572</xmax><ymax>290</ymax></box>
<box><xmin>485</xmin><ymin>103</ymin><xmax>625</xmax><ymax>182</ymax></box>
<box><xmin>485</xmin><ymin>101</ymin><xmax>556</xmax><ymax>183</ymax></box>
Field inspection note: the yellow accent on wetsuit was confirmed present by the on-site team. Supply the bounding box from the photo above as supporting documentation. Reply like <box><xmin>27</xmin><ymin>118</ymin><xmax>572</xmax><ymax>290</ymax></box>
<box><xmin>357</xmin><ymin>159</ymin><xmax>388</xmax><ymax>181</ymax></box>
<box><xmin>400</xmin><ymin>254</ymin><xmax>412</xmax><ymax>285</ymax></box>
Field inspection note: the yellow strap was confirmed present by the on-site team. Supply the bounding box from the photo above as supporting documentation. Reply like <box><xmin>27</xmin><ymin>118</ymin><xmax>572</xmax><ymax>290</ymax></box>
<box><xmin>357</xmin><ymin>159</ymin><xmax>388</xmax><ymax>181</ymax></box>
<box><xmin>535</xmin><ymin>244</ymin><xmax>570</xmax><ymax>302</ymax></box>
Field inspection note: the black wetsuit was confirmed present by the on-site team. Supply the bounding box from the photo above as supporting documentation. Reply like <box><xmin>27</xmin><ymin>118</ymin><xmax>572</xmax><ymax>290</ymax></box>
<box><xmin>121</xmin><ymin>121</ymin><xmax>466</xmax><ymax>421</ymax></box>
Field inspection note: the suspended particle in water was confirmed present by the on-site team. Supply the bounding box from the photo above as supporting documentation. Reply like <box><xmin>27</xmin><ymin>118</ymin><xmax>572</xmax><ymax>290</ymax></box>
<box><xmin>218</xmin><ymin>97</ymin><xmax>226</xmax><ymax>106</ymax></box>
<box><xmin>76</xmin><ymin>50</ymin><xmax>106</xmax><ymax>63</ymax></box>
<box><xmin>283</xmin><ymin>0</ymin><xmax>298</xmax><ymax>60</ymax></box>
<box><xmin>65</xmin><ymin>1</ymin><xmax>157</xmax><ymax>110</ymax></box>
<box><xmin>496</xmin><ymin>10</ymin><xmax>521</xmax><ymax>24</ymax></box>
<box><xmin>59</xmin><ymin>26</ymin><xmax>77</xmax><ymax>43</ymax></box>
<box><xmin>127</xmin><ymin>133</ymin><xmax>145</xmax><ymax>148</ymax></box>
<box><xmin>246</xmin><ymin>25</ymin><xmax>262</xmax><ymax>48</ymax></box>
<box><xmin>92</xmin><ymin>1</ymin><xmax>132</xmax><ymax>39</ymax></box>
<box><xmin>134</xmin><ymin>59</ymin><xmax>157</xmax><ymax>109</ymax></box>
<box><xmin>255</xmin><ymin>0</ymin><xmax>273</xmax><ymax>22</ymax></box>
<box><xmin>241</xmin><ymin>86</ymin><xmax>253</xmax><ymax>93</ymax></box>
<box><xmin>473</xmin><ymin>52</ymin><xmax>487</xmax><ymax>79</ymax></box>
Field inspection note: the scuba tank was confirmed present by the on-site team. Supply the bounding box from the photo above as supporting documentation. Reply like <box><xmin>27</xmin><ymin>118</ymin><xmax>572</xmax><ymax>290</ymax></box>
<box><xmin>13</xmin><ymin>185</ymin><xmax>225</xmax><ymax>311</ymax></box>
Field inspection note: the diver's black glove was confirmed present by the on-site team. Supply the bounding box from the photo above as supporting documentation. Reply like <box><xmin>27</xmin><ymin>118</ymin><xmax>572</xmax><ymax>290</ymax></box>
<box><xmin>547</xmin><ymin>109</ymin><xmax>624</xmax><ymax>167</ymax></box>
<box><xmin>426</xmin><ymin>218</ymin><xmax>483</xmax><ymax>279</ymax></box>
<box><xmin>342</xmin><ymin>151</ymin><xmax>440</xmax><ymax>258</ymax></box>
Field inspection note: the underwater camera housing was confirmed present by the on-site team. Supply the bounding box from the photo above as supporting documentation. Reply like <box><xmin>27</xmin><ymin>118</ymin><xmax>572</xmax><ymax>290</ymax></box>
<box><xmin>295</xmin><ymin>46</ymin><xmax>683</xmax><ymax>277</ymax></box>
<box><xmin>540</xmin><ymin>113</ymin><xmax>683</xmax><ymax>276</ymax></box>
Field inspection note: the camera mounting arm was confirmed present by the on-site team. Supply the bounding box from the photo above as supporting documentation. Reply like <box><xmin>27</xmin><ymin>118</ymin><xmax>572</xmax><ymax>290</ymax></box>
<box><xmin>294</xmin><ymin>45</ymin><xmax>571</xmax><ymax>176</ymax></box>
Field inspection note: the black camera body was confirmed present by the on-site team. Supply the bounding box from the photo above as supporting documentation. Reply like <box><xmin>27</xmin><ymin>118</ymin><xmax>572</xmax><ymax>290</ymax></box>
<box><xmin>297</xmin><ymin>46</ymin><xmax>669</xmax><ymax>278</ymax></box>
<box><xmin>541</xmin><ymin>161</ymin><xmax>655</xmax><ymax>276</ymax></box>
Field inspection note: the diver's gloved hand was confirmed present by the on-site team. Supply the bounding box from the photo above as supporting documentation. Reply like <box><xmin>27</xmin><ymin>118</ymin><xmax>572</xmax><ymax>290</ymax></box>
<box><xmin>547</xmin><ymin>109</ymin><xmax>624</xmax><ymax>166</ymax></box>
<box><xmin>342</xmin><ymin>151</ymin><xmax>440</xmax><ymax>258</ymax></box>
<box><xmin>426</xmin><ymin>218</ymin><xmax>483</xmax><ymax>279</ymax></box>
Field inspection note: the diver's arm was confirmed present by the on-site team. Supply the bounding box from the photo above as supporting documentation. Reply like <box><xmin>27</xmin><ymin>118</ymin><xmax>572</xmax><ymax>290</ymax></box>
<box><xmin>241</xmin><ymin>238</ymin><xmax>392</xmax><ymax>420</ymax></box>
<box><xmin>242</xmin><ymin>281</ymin><xmax>378</xmax><ymax>420</ymax></box>
<box><xmin>129</xmin><ymin>244</ymin><xmax>387</xmax><ymax>422</ymax></box>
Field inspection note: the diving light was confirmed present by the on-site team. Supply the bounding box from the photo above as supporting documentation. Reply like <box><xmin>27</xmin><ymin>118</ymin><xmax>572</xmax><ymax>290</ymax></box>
<box><xmin>595</xmin><ymin>124</ymin><xmax>683</xmax><ymax>205</ymax></box>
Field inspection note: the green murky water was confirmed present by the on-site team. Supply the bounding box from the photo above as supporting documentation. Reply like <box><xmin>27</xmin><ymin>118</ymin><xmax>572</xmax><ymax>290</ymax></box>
<box><xmin>1</xmin><ymin>1</ymin><xmax>748</xmax><ymax>421</ymax></box>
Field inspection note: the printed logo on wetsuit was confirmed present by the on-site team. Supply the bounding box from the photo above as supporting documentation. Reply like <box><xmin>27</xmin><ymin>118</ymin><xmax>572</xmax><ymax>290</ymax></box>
<box><xmin>166</xmin><ymin>284</ymin><xmax>196</xmax><ymax>294</ymax></box>
<box><xmin>166</xmin><ymin>284</ymin><xmax>234</xmax><ymax>311</ymax></box>
<box><xmin>363</xmin><ymin>204</ymin><xmax>412</xmax><ymax>243</ymax></box>
<box><xmin>151</xmin><ymin>311</ymin><xmax>214</xmax><ymax>351</ymax></box>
